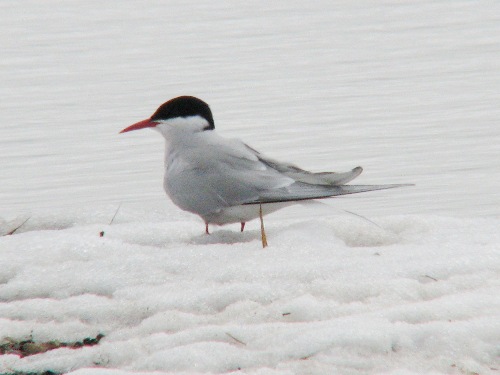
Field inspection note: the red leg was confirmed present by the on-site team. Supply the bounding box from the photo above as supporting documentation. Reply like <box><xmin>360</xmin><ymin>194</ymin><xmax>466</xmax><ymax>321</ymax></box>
<box><xmin>205</xmin><ymin>223</ymin><xmax>210</xmax><ymax>235</ymax></box>
<box><xmin>240</xmin><ymin>222</ymin><xmax>245</xmax><ymax>232</ymax></box>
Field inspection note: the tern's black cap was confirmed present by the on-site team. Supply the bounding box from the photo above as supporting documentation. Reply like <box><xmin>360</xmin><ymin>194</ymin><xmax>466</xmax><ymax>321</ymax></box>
<box><xmin>150</xmin><ymin>96</ymin><xmax>215</xmax><ymax>130</ymax></box>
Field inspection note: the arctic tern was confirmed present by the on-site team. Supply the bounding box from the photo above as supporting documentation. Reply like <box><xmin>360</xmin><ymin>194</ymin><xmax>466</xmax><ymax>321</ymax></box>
<box><xmin>120</xmin><ymin>96</ymin><xmax>409</xmax><ymax>246</ymax></box>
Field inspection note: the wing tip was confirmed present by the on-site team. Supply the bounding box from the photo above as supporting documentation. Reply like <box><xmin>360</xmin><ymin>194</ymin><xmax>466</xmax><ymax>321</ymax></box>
<box><xmin>244</xmin><ymin>182</ymin><xmax>414</xmax><ymax>205</ymax></box>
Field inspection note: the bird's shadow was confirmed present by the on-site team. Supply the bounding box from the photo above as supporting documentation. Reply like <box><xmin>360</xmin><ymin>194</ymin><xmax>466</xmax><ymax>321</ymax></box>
<box><xmin>189</xmin><ymin>229</ymin><xmax>261</xmax><ymax>245</ymax></box>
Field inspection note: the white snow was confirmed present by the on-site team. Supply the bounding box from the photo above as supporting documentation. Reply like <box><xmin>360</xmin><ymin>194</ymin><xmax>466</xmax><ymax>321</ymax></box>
<box><xmin>1</xmin><ymin>0</ymin><xmax>499</xmax><ymax>374</ymax></box>
<box><xmin>1</xmin><ymin>210</ymin><xmax>499</xmax><ymax>374</ymax></box>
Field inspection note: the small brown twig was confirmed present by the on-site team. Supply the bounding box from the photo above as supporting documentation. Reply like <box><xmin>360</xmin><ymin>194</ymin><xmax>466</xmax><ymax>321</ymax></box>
<box><xmin>5</xmin><ymin>217</ymin><xmax>31</xmax><ymax>236</ymax></box>
<box><xmin>423</xmin><ymin>274</ymin><xmax>438</xmax><ymax>282</ymax></box>
<box><xmin>225</xmin><ymin>332</ymin><xmax>246</xmax><ymax>346</ymax></box>
<box><xmin>100</xmin><ymin>204</ymin><xmax>122</xmax><ymax>237</ymax></box>
<box><xmin>109</xmin><ymin>203</ymin><xmax>122</xmax><ymax>225</ymax></box>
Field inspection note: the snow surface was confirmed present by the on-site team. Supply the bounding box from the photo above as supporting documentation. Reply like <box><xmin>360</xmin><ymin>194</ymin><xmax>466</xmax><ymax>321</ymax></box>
<box><xmin>1</xmin><ymin>1</ymin><xmax>499</xmax><ymax>374</ymax></box>
<box><xmin>1</xmin><ymin>209</ymin><xmax>499</xmax><ymax>374</ymax></box>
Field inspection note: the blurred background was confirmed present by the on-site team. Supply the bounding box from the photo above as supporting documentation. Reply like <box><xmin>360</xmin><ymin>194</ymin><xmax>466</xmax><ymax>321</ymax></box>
<box><xmin>1</xmin><ymin>1</ymin><xmax>499</xmax><ymax>218</ymax></box>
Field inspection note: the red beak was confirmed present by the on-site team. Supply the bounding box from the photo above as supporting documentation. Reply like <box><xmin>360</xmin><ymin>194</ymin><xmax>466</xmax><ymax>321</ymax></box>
<box><xmin>120</xmin><ymin>119</ymin><xmax>157</xmax><ymax>134</ymax></box>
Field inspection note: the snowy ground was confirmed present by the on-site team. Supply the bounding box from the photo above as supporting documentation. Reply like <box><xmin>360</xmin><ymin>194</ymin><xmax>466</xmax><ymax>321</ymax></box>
<box><xmin>1</xmin><ymin>1</ymin><xmax>500</xmax><ymax>374</ymax></box>
<box><xmin>1</xmin><ymin>208</ymin><xmax>499</xmax><ymax>375</ymax></box>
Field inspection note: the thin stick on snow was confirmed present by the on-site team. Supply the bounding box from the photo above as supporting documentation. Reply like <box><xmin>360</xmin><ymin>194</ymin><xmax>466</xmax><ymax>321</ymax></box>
<box><xmin>109</xmin><ymin>203</ymin><xmax>122</xmax><ymax>225</ymax></box>
<box><xmin>423</xmin><ymin>274</ymin><xmax>438</xmax><ymax>282</ymax></box>
<box><xmin>225</xmin><ymin>332</ymin><xmax>246</xmax><ymax>346</ymax></box>
<box><xmin>342</xmin><ymin>209</ymin><xmax>383</xmax><ymax>229</ymax></box>
<box><xmin>100</xmin><ymin>204</ymin><xmax>122</xmax><ymax>237</ymax></box>
<box><xmin>6</xmin><ymin>217</ymin><xmax>30</xmax><ymax>236</ymax></box>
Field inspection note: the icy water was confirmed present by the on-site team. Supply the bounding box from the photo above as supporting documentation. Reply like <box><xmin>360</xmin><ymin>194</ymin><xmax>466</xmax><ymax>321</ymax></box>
<box><xmin>1</xmin><ymin>1</ymin><xmax>499</xmax><ymax>218</ymax></box>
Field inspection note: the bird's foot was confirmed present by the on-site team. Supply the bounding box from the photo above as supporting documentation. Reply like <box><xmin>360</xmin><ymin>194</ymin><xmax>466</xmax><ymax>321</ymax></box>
<box><xmin>259</xmin><ymin>204</ymin><xmax>268</xmax><ymax>248</ymax></box>
<box><xmin>205</xmin><ymin>223</ymin><xmax>210</xmax><ymax>235</ymax></box>
<box><xmin>240</xmin><ymin>222</ymin><xmax>245</xmax><ymax>232</ymax></box>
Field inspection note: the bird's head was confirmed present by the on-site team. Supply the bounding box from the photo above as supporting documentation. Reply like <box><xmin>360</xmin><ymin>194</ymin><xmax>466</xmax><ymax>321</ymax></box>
<box><xmin>120</xmin><ymin>96</ymin><xmax>215</xmax><ymax>135</ymax></box>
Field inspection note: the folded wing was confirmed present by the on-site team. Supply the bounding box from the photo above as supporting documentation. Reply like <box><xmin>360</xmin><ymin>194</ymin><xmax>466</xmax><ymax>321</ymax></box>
<box><xmin>171</xmin><ymin>133</ymin><xmax>411</xmax><ymax>214</ymax></box>
<box><xmin>244</xmin><ymin>183</ymin><xmax>412</xmax><ymax>205</ymax></box>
